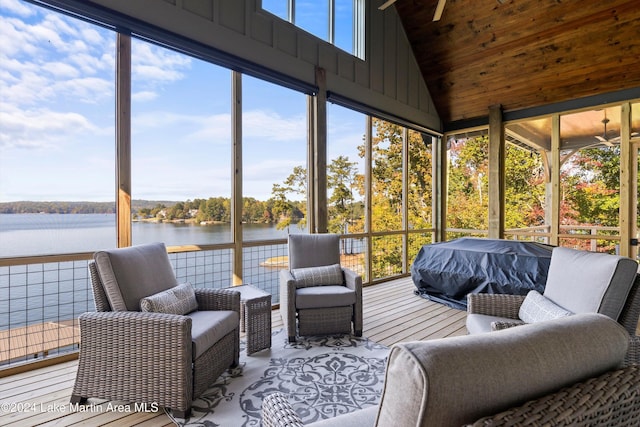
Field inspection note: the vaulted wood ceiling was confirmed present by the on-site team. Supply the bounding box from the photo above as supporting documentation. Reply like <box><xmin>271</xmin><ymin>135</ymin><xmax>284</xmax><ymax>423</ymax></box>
<box><xmin>393</xmin><ymin>0</ymin><xmax>640</xmax><ymax>126</ymax></box>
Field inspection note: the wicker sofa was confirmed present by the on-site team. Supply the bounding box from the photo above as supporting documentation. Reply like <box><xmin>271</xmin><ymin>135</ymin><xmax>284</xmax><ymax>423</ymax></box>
<box><xmin>466</xmin><ymin>247</ymin><xmax>640</xmax><ymax>366</ymax></box>
<box><xmin>70</xmin><ymin>243</ymin><xmax>240</xmax><ymax>418</ymax></box>
<box><xmin>262</xmin><ymin>313</ymin><xmax>640</xmax><ymax>427</ymax></box>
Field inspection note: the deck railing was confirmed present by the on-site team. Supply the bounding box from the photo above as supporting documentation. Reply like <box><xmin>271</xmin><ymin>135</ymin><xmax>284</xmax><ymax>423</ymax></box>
<box><xmin>1</xmin><ymin>231</ymin><xmax>424</xmax><ymax>370</ymax></box>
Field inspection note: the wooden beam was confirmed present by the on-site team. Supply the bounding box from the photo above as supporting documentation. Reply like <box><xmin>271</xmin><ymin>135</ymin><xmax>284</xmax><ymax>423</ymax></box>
<box><xmin>314</xmin><ymin>67</ymin><xmax>328</xmax><ymax>233</ymax></box>
<box><xmin>232</xmin><ymin>71</ymin><xmax>243</xmax><ymax>285</ymax></box>
<box><xmin>549</xmin><ymin>115</ymin><xmax>561</xmax><ymax>246</ymax></box>
<box><xmin>488</xmin><ymin>105</ymin><xmax>504</xmax><ymax>239</ymax></box>
<box><xmin>116</xmin><ymin>33</ymin><xmax>131</xmax><ymax>248</ymax></box>
<box><xmin>619</xmin><ymin>103</ymin><xmax>632</xmax><ymax>257</ymax></box>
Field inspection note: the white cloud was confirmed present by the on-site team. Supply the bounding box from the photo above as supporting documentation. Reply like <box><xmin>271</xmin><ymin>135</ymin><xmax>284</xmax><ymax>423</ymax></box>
<box><xmin>132</xmin><ymin>90</ymin><xmax>158</xmax><ymax>102</ymax></box>
<box><xmin>243</xmin><ymin>110</ymin><xmax>306</xmax><ymax>141</ymax></box>
<box><xmin>0</xmin><ymin>0</ymin><xmax>33</xmax><ymax>17</ymax></box>
<box><xmin>0</xmin><ymin>105</ymin><xmax>102</xmax><ymax>149</ymax></box>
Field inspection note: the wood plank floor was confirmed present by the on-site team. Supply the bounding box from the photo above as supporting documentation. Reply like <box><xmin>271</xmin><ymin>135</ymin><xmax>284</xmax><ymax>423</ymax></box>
<box><xmin>0</xmin><ymin>277</ymin><xmax>467</xmax><ymax>426</ymax></box>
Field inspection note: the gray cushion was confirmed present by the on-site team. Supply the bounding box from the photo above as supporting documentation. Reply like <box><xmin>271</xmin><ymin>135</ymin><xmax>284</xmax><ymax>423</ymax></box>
<box><xmin>185</xmin><ymin>310</ymin><xmax>239</xmax><ymax>359</ymax></box>
<box><xmin>375</xmin><ymin>313</ymin><xmax>629</xmax><ymax>427</ymax></box>
<box><xmin>296</xmin><ymin>285</ymin><xmax>356</xmax><ymax>309</ymax></box>
<box><xmin>291</xmin><ymin>264</ymin><xmax>344</xmax><ymax>288</ymax></box>
<box><xmin>543</xmin><ymin>247</ymin><xmax>637</xmax><ymax>320</ymax></box>
<box><xmin>288</xmin><ymin>234</ymin><xmax>340</xmax><ymax>269</ymax></box>
<box><xmin>518</xmin><ymin>290</ymin><xmax>573</xmax><ymax>323</ymax></box>
<box><xmin>94</xmin><ymin>242</ymin><xmax>178</xmax><ymax>311</ymax></box>
<box><xmin>140</xmin><ymin>282</ymin><xmax>198</xmax><ymax>315</ymax></box>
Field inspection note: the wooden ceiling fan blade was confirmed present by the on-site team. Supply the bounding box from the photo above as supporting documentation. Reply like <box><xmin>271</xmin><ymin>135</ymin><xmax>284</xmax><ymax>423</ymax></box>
<box><xmin>379</xmin><ymin>0</ymin><xmax>397</xmax><ymax>10</ymax></box>
<box><xmin>433</xmin><ymin>0</ymin><xmax>447</xmax><ymax>21</ymax></box>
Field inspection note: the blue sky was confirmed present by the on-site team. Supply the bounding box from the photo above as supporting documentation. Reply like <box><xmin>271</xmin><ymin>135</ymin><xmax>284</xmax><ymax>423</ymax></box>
<box><xmin>0</xmin><ymin>0</ymin><xmax>365</xmax><ymax>203</ymax></box>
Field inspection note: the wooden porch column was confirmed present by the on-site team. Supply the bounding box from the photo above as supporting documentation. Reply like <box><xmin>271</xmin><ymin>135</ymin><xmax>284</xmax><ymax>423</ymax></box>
<box><xmin>232</xmin><ymin>71</ymin><xmax>243</xmax><ymax>285</ymax></box>
<box><xmin>434</xmin><ymin>134</ymin><xmax>446</xmax><ymax>242</ymax></box>
<box><xmin>488</xmin><ymin>105</ymin><xmax>505</xmax><ymax>239</ymax></box>
<box><xmin>313</xmin><ymin>67</ymin><xmax>328</xmax><ymax>233</ymax></box>
<box><xmin>116</xmin><ymin>33</ymin><xmax>131</xmax><ymax>248</ymax></box>
<box><xmin>549</xmin><ymin>115</ymin><xmax>561</xmax><ymax>246</ymax></box>
<box><xmin>619</xmin><ymin>102</ymin><xmax>632</xmax><ymax>257</ymax></box>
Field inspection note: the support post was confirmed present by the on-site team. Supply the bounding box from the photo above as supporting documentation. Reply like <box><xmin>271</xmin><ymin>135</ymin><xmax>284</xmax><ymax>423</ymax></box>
<box><xmin>116</xmin><ymin>33</ymin><xmax>131</xmax><ymax>248</ymax></box>
<box><xmin>488</xmin><ymin>105</ymin><xmax>504</xmax><ymax>239</ymax></box>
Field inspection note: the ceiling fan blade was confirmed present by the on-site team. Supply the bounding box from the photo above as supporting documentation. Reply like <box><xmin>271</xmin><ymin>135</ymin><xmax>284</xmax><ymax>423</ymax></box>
<box><xmin>379</xmin><ymin>0</ymin><xmax>397</xmax><ymax>10</ymax></box>
<box><xmin>433</xmin><ymin>0</ymin><xmax>447</xmax><ymax>21</ymax></box>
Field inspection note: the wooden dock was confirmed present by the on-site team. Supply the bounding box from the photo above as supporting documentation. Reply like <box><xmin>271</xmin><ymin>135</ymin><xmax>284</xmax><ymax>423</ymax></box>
<box><xmin>0</xmin><ymin>320</ymin><xmax>80</xmax><ymax>363</ymax></box>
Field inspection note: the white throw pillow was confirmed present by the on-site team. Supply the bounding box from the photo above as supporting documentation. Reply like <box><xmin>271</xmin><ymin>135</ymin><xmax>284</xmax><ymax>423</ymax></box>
<box><xmin>519</xmin><ymin>290</ymin><xmax>573</xmax><ymax>323</ymax></box>
<box><xmin>140</xmin><ymin>282</ymin><xmax>198</xmax><ymax>315</ymax></box>
<box><xmin>291</xmin><ymin>264</ymin><xmax>344</xmax><ymax>288</ymax></box>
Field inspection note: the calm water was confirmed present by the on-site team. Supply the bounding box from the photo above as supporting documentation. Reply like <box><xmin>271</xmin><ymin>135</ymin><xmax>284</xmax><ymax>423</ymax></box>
<box><xmin>0</xmin><ymin>213</ymin><xmax>296</xmax><ymax>257</ymax></box>
<box><xmin>0</xmin><ymin>214</ymin><xmax>302</xmax><ymax>330</ymax></box>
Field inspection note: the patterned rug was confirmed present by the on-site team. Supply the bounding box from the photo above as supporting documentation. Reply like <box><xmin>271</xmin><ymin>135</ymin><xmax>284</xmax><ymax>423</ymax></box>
<box><xmin>168</xmin><ymin>329</ymin><xmax>389</xmax><ymax>426</ymax></box>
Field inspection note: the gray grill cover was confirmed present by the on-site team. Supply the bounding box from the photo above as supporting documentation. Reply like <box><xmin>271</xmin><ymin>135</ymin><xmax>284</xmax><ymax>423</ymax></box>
<box><xmin>411</xmin><ymin>238</ymin><xmax>553</xmax><ymax>309</ymax></box>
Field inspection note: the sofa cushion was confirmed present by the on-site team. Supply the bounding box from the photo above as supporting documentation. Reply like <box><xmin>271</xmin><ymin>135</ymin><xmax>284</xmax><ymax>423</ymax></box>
<box><xmin>94</xmin><ymin>242</ymin><xmax>178</xmax><ymax>311</ymax></box>
<box><xmin>296</xmin><ymin>285</ymin><xmax>356</xmax><ymax>309</ymax></box>
<box><xmin>375</xmin><ymin>313</ymin><xmax>629</xmax><ymax>427</ymax></box>
<box><xmin>140</xmin><ymin>282</ymin><xmax>198</xmax><ymax>315</ymax></box>
<box><xmin>519</xmin><ymin>290</ymin><xmax>573</xmax><ymax>323</ymax></box>
<box><xmin>185</xmin><ymin>310</ymin><xmax>239</xmax><ymax>359</ymax></box>
<box><xmin>291</xmin><ymin>264</ymin><xmax>344</xmax><ymax>288</ymax></box>
<box><xmin>543</xmin><ymin>247</ymin><xmax>637</xmax><ymax>320</ymax></box>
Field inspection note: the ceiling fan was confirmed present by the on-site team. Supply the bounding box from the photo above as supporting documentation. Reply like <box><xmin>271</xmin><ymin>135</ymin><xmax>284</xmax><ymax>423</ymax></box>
<box><xmin>379</xmin><ymin>0</ymin><xmax>448</xmax><ymax>21</ymax></box>
<box><xmin>594</xmin><ymin>113</ymin><xmax>639</xmax><ymax>145</ymax></box>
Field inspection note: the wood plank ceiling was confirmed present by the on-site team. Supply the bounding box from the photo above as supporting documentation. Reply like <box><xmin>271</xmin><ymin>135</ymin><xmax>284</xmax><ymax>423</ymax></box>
<box><xmin>393</xmin><ymin>0</ymin><xmax>640</xmax><ymax>126</ymax></box>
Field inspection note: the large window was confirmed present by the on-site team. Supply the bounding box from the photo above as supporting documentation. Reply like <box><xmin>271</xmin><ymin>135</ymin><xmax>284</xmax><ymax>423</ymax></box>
<box><xmin>504</xmin><ymin>118</ymin><xmax>550</xmax><ymax>242</ymax></box>
<box><xmin>131</xmin><ymin>39</ymin><xmax>232</xmax><ymax>245</ymax></box>
<box><xmin>0</xmin><ymin>2</ymin><xmax>116</xmax><ymax>257</ymax></box>
<box><xmin>407</xmin><ymin>130</ymin><xmax>434</xmax><ymax>262</ymax></box>
<box><xmin>446</xmin><ymin>131</ymin><xmax>489</xmax><ymax>239</ymax></box>
<box><xmin>262</xmin><ymin>0</ymin><xmax>365</xmax><ymax>59</ymax></box>
<box><xmin>242</xmin><ymin>75</ymin><xmax>307</xmax><ymax>239</ymax></box>
<box><xmin>559</xmin><ymin>108</ymin><xmax>621</xmax><ymax>252</ymax></box>
<box><xmin>327</xmin><ymin>103</ymin><xmax>366</xmax><ymax>276</ymax></box>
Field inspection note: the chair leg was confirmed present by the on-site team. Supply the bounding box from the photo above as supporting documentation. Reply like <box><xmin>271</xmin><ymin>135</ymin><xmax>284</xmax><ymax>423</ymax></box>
<box><xmin>70</xmin><ymin>395</ymin><xmax>87</xmax><ymax>405</ymax></box>
<box><xmin>288</xmin><ymin>335</ymin><xmax>296</xmax><ymax>343</ymax></box>
<box><xmin>355</xmin><ymin>329</ymin><xmax>362</xmax><ymax>337</ymax></box>
<box><xmin>172</xmin><ymin>407</ymin><xmax>191</xmax><ymax>419</ymax></box>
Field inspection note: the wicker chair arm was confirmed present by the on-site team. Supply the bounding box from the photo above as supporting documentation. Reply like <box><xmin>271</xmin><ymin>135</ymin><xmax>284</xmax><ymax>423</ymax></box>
<box><xmin>467</xmin><ymin>293</ymin><xmax>526</xmax><ymax>319</ymax></box>
<box><xmin>262</xmin><ymin>393</ymin><xmax>305</xmax><ymax>427</ymax></box>
<box><xmin>78</xmin><ymin>311</ymin><xmax>192</xmax><ymax>349</ymax></box>
<box><xmin>279</xmin><ymin>269</ymin><xmax>298</xmax><ymax>342</ymax></box>
<box><xmin>195</xmin><ymin>287</ymin><xmax>240</xmax><ymax>313</ymax></box>
<box><xmin>74</xmin><ymin>311</ymin><xmax>193</xmax><ymax>408</ymax></box>
<box><xmin>625</xmin><ymin>335</ymin><xmax>640</xmax><ymax>367</ymax></box>
<box><xmin>491</xmin><ymin>320</ymin><xmax>526</xmax><ymax>331</ymax></box>
<box><xmin>468</xmin><ymin>365</ymin><xmax>640</xmax><ymax>426</ymax></box>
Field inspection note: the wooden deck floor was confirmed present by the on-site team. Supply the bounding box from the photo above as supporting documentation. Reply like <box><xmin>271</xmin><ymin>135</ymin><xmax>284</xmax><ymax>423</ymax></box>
<box><xmin>0</xmin><ymin>277</ymin><xmax>467</xmax><ymax>427</ymax></box>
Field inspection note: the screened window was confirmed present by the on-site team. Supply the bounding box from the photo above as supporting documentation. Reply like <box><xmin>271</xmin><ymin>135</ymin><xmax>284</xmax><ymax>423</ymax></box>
<box><xmin>0</xmin><ymin>2</ymin><xmax>116</xmax><ymax>257</ymax></box>
<box><xmin>130</xmin><ymin>39</ymin><xmax>233</xmax><ymax>245</ymax></box>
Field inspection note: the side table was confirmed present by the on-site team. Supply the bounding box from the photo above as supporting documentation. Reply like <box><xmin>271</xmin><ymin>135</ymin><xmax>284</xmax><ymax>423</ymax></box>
<box><xmin>232</xmin><ymin>284</ymin><xmax>272</xmax><ymax>355</ymax></box>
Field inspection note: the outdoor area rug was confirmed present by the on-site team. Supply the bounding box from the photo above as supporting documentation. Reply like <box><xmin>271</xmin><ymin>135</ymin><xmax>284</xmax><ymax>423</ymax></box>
<box><xmin>168</xmin><ymin>328</ymin><xmax>389</xmax><ymax>426</ymax></box>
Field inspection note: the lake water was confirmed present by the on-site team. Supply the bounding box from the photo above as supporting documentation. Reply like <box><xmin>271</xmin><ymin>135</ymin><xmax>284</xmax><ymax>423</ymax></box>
<box><xmin>0</xmin><ymin>214</ymin><xmax>303</xmax><ymax>330</ymax></box>
<box><xmin>0</xmin><ymin>213</ymin><xmax>297</xmax><ymax>257</ymax></box>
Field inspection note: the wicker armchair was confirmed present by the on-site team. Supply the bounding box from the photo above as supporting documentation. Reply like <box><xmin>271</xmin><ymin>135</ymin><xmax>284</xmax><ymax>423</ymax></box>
<box><xmin>280</xmin><ymin>233</ymin><xmax>362</xmax><ymax>343</ymax></box>
<box><xmin>466</xmin><ymin>247</ymin><xmax>640</xmax><ymax>365</ymax></box>
<box><xmin>70</xmin><ymin>243</ymin><xmax>240</xmax><ymax>418</ymax></box>
<box><xmin>263</xmin><ymin>314</ymin><xmax>640</xmax><ymax>427</ymax></box>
